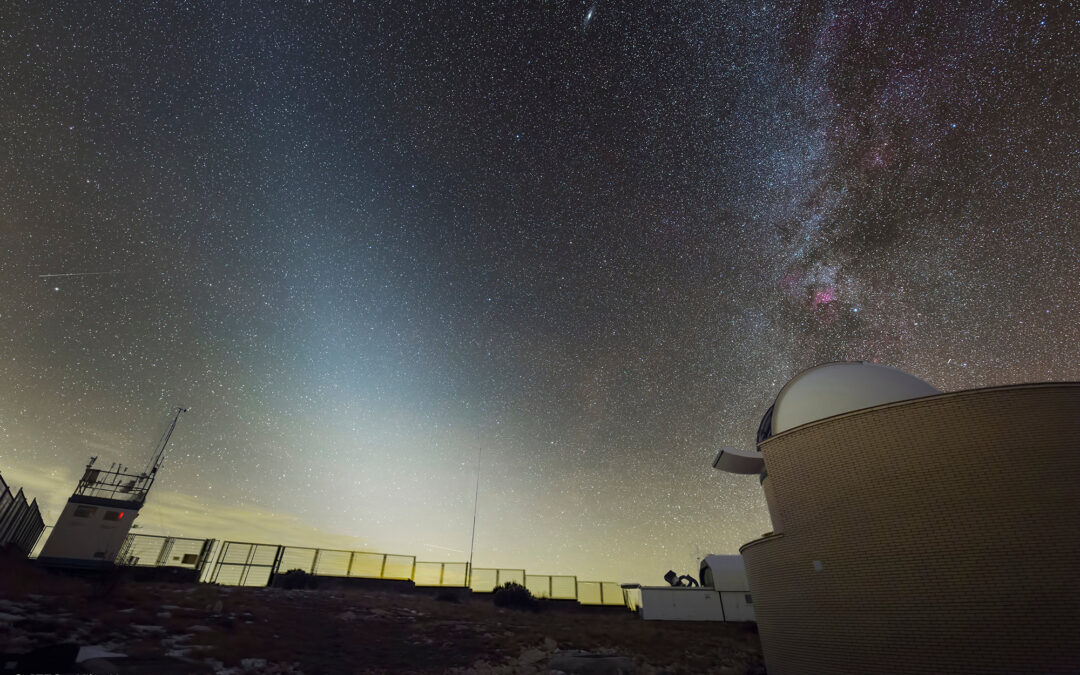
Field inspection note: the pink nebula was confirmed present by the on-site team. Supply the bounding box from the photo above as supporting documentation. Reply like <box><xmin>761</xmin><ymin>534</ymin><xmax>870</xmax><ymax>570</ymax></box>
<box><xmin>812</xmin><ymin>286</ymin><xmax>837</xmax><ymax>308</ymax></box>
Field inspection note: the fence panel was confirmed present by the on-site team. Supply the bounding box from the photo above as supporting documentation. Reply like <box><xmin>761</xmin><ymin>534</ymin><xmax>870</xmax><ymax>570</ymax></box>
<box><xmin>16</xmin><ymin>509</ymin><xmax>44</xmax><ymax>556</ymax></box>
<box><xmin>551</xmin><ymin>575</ymin><xmax>577</xmax><ymax>599</ymax></box>
<box><xmin>346</xmin><ymin>552</ymin><xmax>386</xmax><ymax>578</ymax></box>
<box><xmin>577</xmin><ymin>581</ymin><xmax>603</xmax><ymax>605</ymax></box>
<box><xmin>412</xmin><ymin>562</ymin><xmax>443</xmax><ymax>586</ymax></box>
<box><xmin>469</xmin><ymin>568</ymin><xmax>499</xmax><ymax>592</ymax></box>
<box><xmin>278</xmin><ymin>547</ymin><xmax>317</xmax><ymax>574</ymax></box>
<box><xmin>313</xmin><ymin>549</ymin><xmax>352</xmax><ymax>577</ymax></box>
<box><xmin>0</xmin><ymin>489</ymin><xmax>27</xmax><ymax>546</ymax></box>
<box><xmin>28</xmin><ymin>526</ymin><xmax>51</xmax><ymax>559</ymax></box>
<box><xmin>162</xmin><ymin>537</ymin><xmax>211</xmax><ymax>568</ymax></box>
<box><xmin>496</xmin><ymin>569</ymin><xmax>525</xmax><ymax>587</ymax></box>
<box><xmin>119</xmin><ymin>535</ymin><xmax>167</xmax><ymax>566</ymax></box>
<box><xmin>440</xmin><ymin>562</ymin><xmax>467</xmax><ymax>586</ymax></box>
<box><xmin>212</xmin><ymin>542</ymin><xmax>281</xmax><ymax>586</ymax></box>
<box><xmin>381</xmin><ymin>554</ymin><xmax>415</xmax><ymax>580</ymax></box>
<box><xmin>601</xmin><ymin>582</ymin><xmax>624</xmax><ymax>606</ymax></box>
<box><xmin>526</xmin><ymin>574</ymin><xmax>552</xmax><ymax>598</ymax></box>
<box><xmin>0</xmin><ymin>485</ymin><xmax>11</xmax><ymax>525</ymax></box>
<box><xmin>411</xmin><ymin>561</ymin><xmax>467</xmax><ymax>586</ymax></box>
<box><xmin>219</xmin><ymin>541</ymin><xmax>257</xmax><ymax>564</ymax></box>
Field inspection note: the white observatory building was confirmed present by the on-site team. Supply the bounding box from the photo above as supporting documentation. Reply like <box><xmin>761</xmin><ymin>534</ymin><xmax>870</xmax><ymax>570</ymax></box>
<box><xmin>38</xmin><ymin>408</ymin><xmax>186</xmax><ymax>569</ymax></box>
<box><xmin>713</xmin><ymin>361</ymin><xmax>1080</xmax><ymax>674</ymax></box>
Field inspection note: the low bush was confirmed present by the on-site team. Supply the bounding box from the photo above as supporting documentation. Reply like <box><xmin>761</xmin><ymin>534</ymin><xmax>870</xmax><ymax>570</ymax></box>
<box><xmin>492</xmin><ymin>581</ymin><xmax>539</xmax><ymax>611</ymax></box>
<box><xmin>277</xmin><ymin>568</ymin><xmax>318</xmax><ymax>590</ymax></box>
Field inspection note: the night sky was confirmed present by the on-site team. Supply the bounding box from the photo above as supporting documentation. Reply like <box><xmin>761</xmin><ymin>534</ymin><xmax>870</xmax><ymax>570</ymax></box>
<box><xmin>2</xmin><ymin>1</ymin><xmax>1078</xmax><ymax>583</ymax></box>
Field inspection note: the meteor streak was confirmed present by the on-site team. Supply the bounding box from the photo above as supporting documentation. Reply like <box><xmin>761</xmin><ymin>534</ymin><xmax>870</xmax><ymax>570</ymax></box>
<box><xmin>37</xmin><ymin>271</ymin><xmax>120</xmax><ymax>278</ymax></box>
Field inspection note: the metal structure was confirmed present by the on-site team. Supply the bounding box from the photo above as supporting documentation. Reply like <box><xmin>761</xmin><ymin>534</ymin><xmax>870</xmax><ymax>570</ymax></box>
<box><xmin>0</xmin><ymin>471</ymin><xmax>46</xmax><ymax>556</ymax></box>
<box><xmin>38</xmin><ymin>408</ymin><xmax>187</xmax><ymax>568</ymax></box>
<box><xmin>116</xmin><ymin>533</ymin><xmax>216</xmax><ymax>572</ymax></box>
<box><xmin>204</xmin><ymin>538</ymin><xmax>628</xmax><ymax>607</ymax></box>
<box><xmin>71</xmin><ymin>407</ymin><xmax>188</xmax><ymax>507</ymax></box>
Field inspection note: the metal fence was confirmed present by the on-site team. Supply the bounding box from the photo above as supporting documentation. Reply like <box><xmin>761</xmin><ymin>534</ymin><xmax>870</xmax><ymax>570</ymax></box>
<box><xmin>204</xmin><ymin>539</ymin><xmax>628</xmax><ymax>607</ymax></box>
<box><xmin>0</xmin><ymin>471</ymin><xmax>46</xmax><ymax>556</ymax></box>
<box><xmin>525</xmin><ymin>574</ymin><xmax>580</xmax><ymax>600</ymax></box>
<box><xmin>468</xmin><ymin>567</ymin><xmax>525</xmax><ymax>592</ymax></box>
<box><xmin>208</xmin><ymin>541</ymin><xmax>282</xmax><ymax>586</ymax></box>
<box><xmin>116</xmin><ymin>534</ymin><xmax>216</xmax><ymax>572</ymax></box>
<box><xmin>413</xmin><ymin>561</ymin><xmax>468</xmax><ymax>587</ymax></box>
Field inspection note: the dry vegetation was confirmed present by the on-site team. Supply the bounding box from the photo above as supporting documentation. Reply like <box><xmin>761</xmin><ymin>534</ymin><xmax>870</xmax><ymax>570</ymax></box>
<box><xmin>0</xmin><ymin>556</ymin><xmax>764</xmax><ymax>674</ymax></box>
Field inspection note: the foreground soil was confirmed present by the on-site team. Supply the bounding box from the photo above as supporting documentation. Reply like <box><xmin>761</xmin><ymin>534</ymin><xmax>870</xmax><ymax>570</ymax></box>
<box><xmin>0</xmin><ymin>557</ymin><xmax>764</xmax><ymax>674</ymax></box>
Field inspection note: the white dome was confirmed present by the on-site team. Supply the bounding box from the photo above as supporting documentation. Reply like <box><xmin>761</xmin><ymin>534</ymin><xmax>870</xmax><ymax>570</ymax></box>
<box><xmin>770</xmin><ymin>362</ymin><xmax>940</xmax><ymax>435</ymax></box>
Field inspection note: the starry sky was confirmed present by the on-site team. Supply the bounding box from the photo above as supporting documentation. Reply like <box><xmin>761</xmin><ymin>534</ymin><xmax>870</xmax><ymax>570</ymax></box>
<box><xmin>2</xmin><ymin>1</ymin><xmax>1078</xmax><ymax>584</ymax></box>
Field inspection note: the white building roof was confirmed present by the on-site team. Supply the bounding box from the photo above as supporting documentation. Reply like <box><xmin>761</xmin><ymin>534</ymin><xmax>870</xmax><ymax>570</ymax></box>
<box><xmin>771</xmin><ymin>361</ymin><xmax>940</xmax><ymax>435</ymax></box>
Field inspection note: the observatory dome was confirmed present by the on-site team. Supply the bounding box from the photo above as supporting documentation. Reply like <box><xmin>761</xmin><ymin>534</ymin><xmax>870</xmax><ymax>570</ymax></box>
<box><xmin>767</xmin><ymin>362</ymin><xmax>940</xmax><ymax>437</ymax></box>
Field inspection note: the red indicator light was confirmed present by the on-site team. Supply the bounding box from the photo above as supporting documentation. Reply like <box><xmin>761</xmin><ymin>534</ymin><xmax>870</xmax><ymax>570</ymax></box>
<box><xmin>118</xmin><ymin>512</ymin><xmax>124</xmax><ymax>519</ymax></box>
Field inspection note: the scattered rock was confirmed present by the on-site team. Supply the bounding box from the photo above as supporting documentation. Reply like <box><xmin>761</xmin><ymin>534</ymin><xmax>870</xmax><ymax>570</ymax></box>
<box><xmin>518</xmin><ymin>647</ymin><xmax>546</xmax><ymax>666</ymax></box>
<box><xmin>548</xmin><ymin>651</ymin><xmax>636</xmax><ymax>675</ymax></box>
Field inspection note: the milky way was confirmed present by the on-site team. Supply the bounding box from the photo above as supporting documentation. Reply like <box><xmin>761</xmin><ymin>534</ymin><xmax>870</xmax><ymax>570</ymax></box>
<box><xmin>2</xmin><ymin>1</ymin><xmax>1077</xmax><ymax>582</ymax></box>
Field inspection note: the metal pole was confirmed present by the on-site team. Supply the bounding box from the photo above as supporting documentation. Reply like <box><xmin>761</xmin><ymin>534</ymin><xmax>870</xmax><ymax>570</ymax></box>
<box><xmin>466</xmin><ymin>444</ymin><xmax>482</xmax><ymax>588</ymax></box>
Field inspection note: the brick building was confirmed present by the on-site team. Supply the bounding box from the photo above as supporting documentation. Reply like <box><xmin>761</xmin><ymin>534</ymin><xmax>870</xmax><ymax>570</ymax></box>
<box><xmin>715</xmin><ymin>363</ymin><xmax>1080</xmax><ymax>674</ymax></box>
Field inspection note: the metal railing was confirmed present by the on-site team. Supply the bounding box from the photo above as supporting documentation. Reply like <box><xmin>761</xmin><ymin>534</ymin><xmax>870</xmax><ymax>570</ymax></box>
<box><xmin>116</xmin><ymin>534</ymin><xmax>215</xmax><ymax>572</ymax></box>
<box><xmin>0</xmin><ymin>472</ymin><xmax>46</xmax><ymax>556</ymax></box>
<box><xmin>202</xmin><ymin>538</ymin><xmax>630</xmax><ymax>608</ymax></box>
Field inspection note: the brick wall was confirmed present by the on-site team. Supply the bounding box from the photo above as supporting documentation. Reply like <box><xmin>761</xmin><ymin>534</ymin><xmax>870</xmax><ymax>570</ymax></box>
<box><xmin>741</xmin><ymin>383</ymin><xmax>1080</xmax><ymax>675</ymax></box>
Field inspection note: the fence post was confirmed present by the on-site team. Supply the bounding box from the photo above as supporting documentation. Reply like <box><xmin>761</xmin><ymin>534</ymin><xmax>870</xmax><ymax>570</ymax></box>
<box><xmin>240</xmin><ymin>544</ymin><xmax>256</xmax><ymax>586</ymax></box>
<box><xmin>197</xmin><ymin>539</ymin><xmax>216</xmax><ymax>581</ymax></box>
<box><xmin>311</xmin><ymin>548</ymin><xmax>320</xmax><ymax>575</ymax></box>
<box><xmin>157</xmin><ymin>537</ymin><xmax>174</xmax><ymax>566</ymax></box>
<box><xmin>271</xmin><ymin>545</ymin><xmax>285</xmax><ymax>578</ymax></box>
<box><xmin>210</xmin><ymin>542</ymin><xmax>228</xmax><ymax>584</ymax></box>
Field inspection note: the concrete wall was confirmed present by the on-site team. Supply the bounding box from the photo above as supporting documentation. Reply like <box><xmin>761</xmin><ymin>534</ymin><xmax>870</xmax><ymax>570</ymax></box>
<box><xmin>742</xmin><ymin>383</ymin><xmax>1080</xmax><ymax>675</ymax></box>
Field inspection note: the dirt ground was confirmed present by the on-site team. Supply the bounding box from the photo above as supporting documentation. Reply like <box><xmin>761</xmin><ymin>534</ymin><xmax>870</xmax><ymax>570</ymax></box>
<box><xmin>0</xmin><ymin>556</ymin><xmax>764</xmax><ymax>674</ymax></box>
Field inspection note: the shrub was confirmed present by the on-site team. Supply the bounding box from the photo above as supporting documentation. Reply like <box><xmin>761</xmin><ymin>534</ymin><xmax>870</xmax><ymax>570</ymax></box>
<box><xmin>278</xmin><ymin>568</ymin><xmax>318</xmax><ymax>590</ymax></box>
<box><xmin>492</xmin><ymin>581</ymin><xmax>538</xmax><ymax>611</ymax></box>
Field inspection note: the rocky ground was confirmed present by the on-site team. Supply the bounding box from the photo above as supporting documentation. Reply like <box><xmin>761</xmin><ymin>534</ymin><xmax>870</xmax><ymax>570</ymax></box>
<box><xmin>0</xmin><ymin>556</ymin><xmax>764</xmax><ymax>674</ymax></box>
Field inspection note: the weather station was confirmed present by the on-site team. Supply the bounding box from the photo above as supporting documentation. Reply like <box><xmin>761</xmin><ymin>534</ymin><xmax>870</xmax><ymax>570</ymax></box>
<box><xmin>37</xmin><ymin>408</ymin><xmax>188</xmax><ymax>569</ymax></box>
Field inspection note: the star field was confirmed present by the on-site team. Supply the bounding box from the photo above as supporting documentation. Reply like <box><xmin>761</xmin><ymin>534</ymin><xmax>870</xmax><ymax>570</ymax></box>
<box><xmin>2</xmin><ymin>1</ymin><xmax>1078</xmax><ymax>582</ymax></box>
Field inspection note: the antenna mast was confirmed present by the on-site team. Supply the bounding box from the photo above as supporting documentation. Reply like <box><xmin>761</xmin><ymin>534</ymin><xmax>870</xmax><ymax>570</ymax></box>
<box><xmin>148</xmin><ymin>407</ymin><xmax>187</xmax><ymax>475</ymax></box>
<box><xmin>466</xmin><ymin>443</ymin><xmax>482</xmax><ymax>588</ymax></box>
